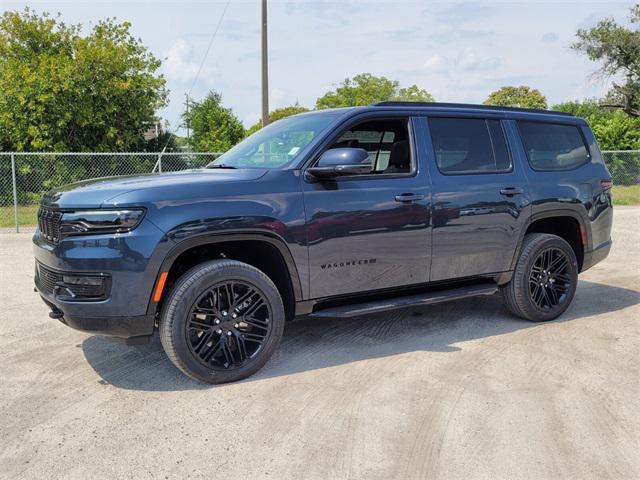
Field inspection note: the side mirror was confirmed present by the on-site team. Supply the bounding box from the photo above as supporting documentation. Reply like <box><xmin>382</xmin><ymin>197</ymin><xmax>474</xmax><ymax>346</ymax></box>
<box><xmin>306</xmin><ymin>148</ymin><xmax>372</xmax><ymax>180</ymax></box>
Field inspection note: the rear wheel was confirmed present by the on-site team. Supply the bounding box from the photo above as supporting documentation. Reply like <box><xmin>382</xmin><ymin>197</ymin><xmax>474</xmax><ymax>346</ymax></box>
<box><xmin>501</xmin><ymin>233</ymin><xmax>578</xmax><ymax>322</ymax></box>
<box><xmin>160</xmin><ymin>260</ymin><xmax>285</xmax><ymax>384</ymax></box>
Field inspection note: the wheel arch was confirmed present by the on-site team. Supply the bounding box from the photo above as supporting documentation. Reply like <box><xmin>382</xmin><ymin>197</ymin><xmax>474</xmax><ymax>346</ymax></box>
<box><xmin>511</xmin><ymin>209</ymin><xmax>588</xmax><ymax>274</ymax></box>
<box><xmin>147</xmin><ymin>231</ymin><xmax>303</xmax><ymax>321</ymax></box>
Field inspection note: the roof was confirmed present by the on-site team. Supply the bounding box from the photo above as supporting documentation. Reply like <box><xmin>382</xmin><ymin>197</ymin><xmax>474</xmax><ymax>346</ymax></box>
<box><xmin>371</xmin><ymin>101</ymin><xmax>574</xmax><ymax>118</ymax></box>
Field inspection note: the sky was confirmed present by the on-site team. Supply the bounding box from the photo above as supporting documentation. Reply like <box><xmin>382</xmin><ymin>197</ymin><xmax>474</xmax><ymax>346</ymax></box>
<box><xmin>2</xmin><ymin>0</ymin><xmax>636</xmax><ymax>132</ymax></box>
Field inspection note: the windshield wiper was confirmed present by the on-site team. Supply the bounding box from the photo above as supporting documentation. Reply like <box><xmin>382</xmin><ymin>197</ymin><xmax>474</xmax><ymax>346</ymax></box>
<box><xmin>208</xmin><ymin>163</ymin><xmax>237</xmax><ymax>169</ymax></box>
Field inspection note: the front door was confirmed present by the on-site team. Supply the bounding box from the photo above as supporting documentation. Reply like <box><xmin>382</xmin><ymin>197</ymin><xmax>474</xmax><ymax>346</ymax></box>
<box><xmin>420</xmin><ymin>116</ymin><xmax>531</xmax><ymax>281</ymax></box>
<box><xmin>302</xmin><ymin>116</ymin><xmax>431</xmax><ymax>299</ymax></box>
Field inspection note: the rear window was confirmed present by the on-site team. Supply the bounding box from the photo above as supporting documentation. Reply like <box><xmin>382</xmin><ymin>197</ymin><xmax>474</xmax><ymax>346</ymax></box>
<box><xmin>428</xmin><ymin>118</ymin><xmax>511</xmax><ymax>174</ymax></box>
<box><xmin>518</xmin><ymin>122</ymin><xmax>590</xmax><ymax>171</ymax></box>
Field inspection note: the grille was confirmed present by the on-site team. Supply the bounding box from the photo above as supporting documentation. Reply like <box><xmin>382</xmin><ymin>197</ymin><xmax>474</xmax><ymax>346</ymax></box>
<box><xmin>36</xmin><ymin>263</ymin><xmax>62</xmax><ymax>294</ymax></box>
<box><xmin>37</xmin><ymin>207</ymin><xmax>63</xmax><ymax>244</ymax></box>
<box><xmin>35</xmin><ymin>263</ymin><xmax>109</xmax><ymax>299</ymax></box>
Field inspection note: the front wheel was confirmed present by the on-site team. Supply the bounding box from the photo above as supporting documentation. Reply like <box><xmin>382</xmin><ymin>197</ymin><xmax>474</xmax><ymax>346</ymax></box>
<box><xmin>160</xmin><ymin>260</ymin><xmax>285</xmax><ymax>384</ymax></box>
<box><xmin>501</xmin><ymin>233</ymin><xmax>579</xmax><ymax>322</ymax></box>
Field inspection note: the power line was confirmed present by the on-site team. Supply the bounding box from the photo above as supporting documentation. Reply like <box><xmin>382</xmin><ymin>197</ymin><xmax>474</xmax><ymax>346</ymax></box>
<box><xmin>158</xmin><ymin>0</ymin><xmax>232</xmax><ymax>156</ymax></box>
<box><xmin>188</xmin><ymin>0</ymin><xmax>232</xmax><ymax>96</ymax></box>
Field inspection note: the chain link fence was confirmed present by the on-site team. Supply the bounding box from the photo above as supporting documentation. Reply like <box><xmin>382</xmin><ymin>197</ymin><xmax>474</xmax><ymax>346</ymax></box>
<box><xmin>0</xmin><ymin>152</ymin><xmax>221</xmax><ymax>231</ymax></box>
<box><xmin>601</xmin><ymin>150</ymin><xmax>640</xmax><ymax>186</ymax></box>
<box><xmin>1</xmin><ymin>150</ymin><xmax>638</xmax><ymax>232</ymax></box>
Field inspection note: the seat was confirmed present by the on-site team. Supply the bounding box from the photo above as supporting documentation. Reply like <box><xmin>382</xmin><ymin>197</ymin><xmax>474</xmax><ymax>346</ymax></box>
<box><xmin>384</xmin><ymin>140</ymin><xmax>410</xmax><ymax>173</ymax></box>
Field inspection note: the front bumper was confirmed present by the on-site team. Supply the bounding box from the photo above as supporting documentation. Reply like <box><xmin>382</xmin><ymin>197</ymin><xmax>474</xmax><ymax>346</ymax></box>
<box><xmin>41</xmin><ymin>296</ymin><xmax>155</xmax><ymax>340</ymax></box>
<box><xmin>33</xmin><ymin>218</ymin><xmax>172</xmax><ymax>339</ymax></box>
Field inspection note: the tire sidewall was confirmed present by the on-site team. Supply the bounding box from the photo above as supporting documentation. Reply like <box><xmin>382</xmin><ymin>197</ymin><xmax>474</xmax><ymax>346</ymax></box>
<box><xmin>161</xmin><ymin>261</ymin><xmax>285</xmax><ymax>383</ymax></box>
<box><xmin>518</xmin><ymin>236</ymin><xmax>579</xmax><ymax>321</ymax></box>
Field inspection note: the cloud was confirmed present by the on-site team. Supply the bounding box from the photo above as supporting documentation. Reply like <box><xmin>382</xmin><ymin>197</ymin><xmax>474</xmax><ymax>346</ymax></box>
<box><xmin>384</xmin><ymin>29</ymin><xmax>415</xmax><ymax>42</ymax></box>
<box><xmin>541</xmin><ymin>32</ymin><xmax>558</xmax><ymax>43</ymax></box>
<box><xmin>431</xmin><ymin>1</ymin><xmax>496</xmax><ymax>24</ymax></box>
<box><xmin>423</xmin><ymin>54</ymin><xmax>446</xmax><ymax>71</ymax></box>
<box><xmin>456</xmin><ymin>51</ymin><xmax>501</xmax><ymax>72</ymax></box>
<box><xmin>422</xmin><ymin>50</ymin><xmax>501</xmax><ymax>75</ymax></box>
<box><xmin>164</xmin><ymin>39</ymin><xmax>199</xmax><ymax>83</ymax></box>
<box><xmin>429</xmin><ymin>28</ymin><xmax>497</xmax><ymax>44</ymax></box>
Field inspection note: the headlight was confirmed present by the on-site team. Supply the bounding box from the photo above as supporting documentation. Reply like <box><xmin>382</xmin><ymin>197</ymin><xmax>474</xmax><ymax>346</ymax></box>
<box><xmin>60</xmin><ymin>209</ymin><xmax>145</xmax><ymax>236</ymax></box>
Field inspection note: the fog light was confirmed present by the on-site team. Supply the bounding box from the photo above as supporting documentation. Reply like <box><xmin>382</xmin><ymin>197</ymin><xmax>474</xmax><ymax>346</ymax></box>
<box><xmin>62</xmin><ymin>275</ymin><xmax>104</xmax><ymax>286</ymax></box>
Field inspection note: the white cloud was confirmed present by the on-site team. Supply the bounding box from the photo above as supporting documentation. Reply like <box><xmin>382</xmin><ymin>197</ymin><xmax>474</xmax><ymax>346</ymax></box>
<box><xmin>455</xmin><ymin>50</ymin><xmax>501</xmax><ymax>73</ymax></box>
<box><xmin>423</xmin><ymin>55</ymin><xmax>445</xmax><ymax>71</ymax></box>
<box><xmin>164</xmin><ymin>39</ymin><xmax>199</xmax><ymax>83</ymax></box>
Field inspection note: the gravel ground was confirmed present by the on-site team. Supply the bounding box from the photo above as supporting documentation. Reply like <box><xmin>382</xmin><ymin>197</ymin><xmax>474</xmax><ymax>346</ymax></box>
<box><xmin>1</xmin><ymin>207</ymin><xmax>638</xmax><ymax>480</ymax></box>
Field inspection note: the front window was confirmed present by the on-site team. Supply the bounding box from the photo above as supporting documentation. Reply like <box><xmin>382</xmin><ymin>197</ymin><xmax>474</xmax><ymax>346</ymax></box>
<box><xmin>207</xmin><ymin>113</ymin><xmax>340</xmax><ymax>169</ymax></box>
<box><xmin>321</xmin><ymin>118</ymin><xmax>412</xmax><ymax>174</ymax></box>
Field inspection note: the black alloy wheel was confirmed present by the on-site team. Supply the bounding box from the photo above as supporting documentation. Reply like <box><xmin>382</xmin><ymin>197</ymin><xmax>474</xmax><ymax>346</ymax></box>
<box><xmin>160</xmin><ymin>260</ymin><xmax>285</xmax><ymax>384</ymax></box>
<box><xmin>528</xmin><ymin>247</ymin><xmax>573</xmax><ymax>310</ymax></box>
<box><xmin>187</xmin><ymin>281</ymin><xmax>272</xmax><ymax>370</ymax></box>
<box><xmin>501</xmin><ymin>233</ymin><xmax>579</xmax><ymax>322</ymax></box>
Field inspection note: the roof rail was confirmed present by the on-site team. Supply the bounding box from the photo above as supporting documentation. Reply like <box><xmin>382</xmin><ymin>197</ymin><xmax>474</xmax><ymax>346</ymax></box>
<box><xmin>372</xmin><ymin>101</ymin><xmax>574</xmax><ymax>117</ymax></box>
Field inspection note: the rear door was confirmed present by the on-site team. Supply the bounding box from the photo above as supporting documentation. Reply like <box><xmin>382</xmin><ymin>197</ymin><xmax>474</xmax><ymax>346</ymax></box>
<box><xmin>418</xmin><ymin>115</ymin><xmax>531</xmax><ymax>281</ymax></box>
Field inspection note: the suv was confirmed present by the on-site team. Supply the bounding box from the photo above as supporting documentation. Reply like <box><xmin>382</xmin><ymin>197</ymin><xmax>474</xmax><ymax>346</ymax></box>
<box><xmin>33</xmin><ymin>102</ymin><xmax>613</xmax><ymax>383</ymax></box>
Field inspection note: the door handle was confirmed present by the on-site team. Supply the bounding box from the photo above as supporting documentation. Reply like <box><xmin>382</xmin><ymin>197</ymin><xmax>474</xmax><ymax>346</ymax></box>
<box><xmin>499</xmin><ymin>187</ymin><xmax>524</xmax><ymax>196</ymax></box>
<box><xmin>395</xmin><ymin>193</ymin><xmax>425</xmax><ymax>203</ymax></box>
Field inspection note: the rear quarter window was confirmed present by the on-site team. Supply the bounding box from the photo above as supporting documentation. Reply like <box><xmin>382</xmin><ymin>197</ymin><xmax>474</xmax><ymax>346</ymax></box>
<box><xmin>518</xmin><ymin>121</ymin><xmax>590</xmax><ymax>171</ymax></box>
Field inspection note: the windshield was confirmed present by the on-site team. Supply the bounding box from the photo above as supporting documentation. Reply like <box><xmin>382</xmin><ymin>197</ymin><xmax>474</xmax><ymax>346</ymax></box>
<box><xmin>207</xmin><ymin>112</ymin><xmax>340</xmax><ymax>169</ymax></box>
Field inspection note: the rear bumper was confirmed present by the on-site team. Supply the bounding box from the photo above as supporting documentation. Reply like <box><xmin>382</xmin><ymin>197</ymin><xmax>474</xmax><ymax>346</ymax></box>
<box><xmin>581</xmin><ymin>239</ymin><xmax>612</xmax><ymax>272</ymax></box>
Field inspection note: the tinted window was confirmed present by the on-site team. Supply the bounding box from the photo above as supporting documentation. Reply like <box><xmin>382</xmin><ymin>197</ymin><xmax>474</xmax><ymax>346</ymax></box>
<box><xmin>327</xmin><ymin>119</ymin><xmax>411</xmax><ymax>174</ymax></box>
<box><xmin>429</xmin><ymin>118</ymin><xmax>511</xmax><ymax>174</ymax></box>
<box><xmin>518</xmin><ymin>122</ymin><xmax>589</xmax><ymax>171</ymax></box>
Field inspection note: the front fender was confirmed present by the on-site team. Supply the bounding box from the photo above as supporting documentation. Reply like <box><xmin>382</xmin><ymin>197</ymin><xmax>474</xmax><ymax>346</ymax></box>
<box><xmin>144</xmin><ymin>230</ymin><xmax>304</xmax><ymax>316</ymax></box>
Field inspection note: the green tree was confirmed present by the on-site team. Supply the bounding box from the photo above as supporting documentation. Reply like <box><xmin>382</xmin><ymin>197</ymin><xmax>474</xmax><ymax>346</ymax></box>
<box><xmin>0</xmin><ymin>8</ymin><xmax>168</xmax><ymax>151</ymax></box>
<box><xmin>572</xmin><ymin>4</ymin><xmax>640</xmax><ymax>117</ymax></box>
<box><xmin>484</xmin><ymin>86</ymin><xmax>548</xmax><ymax>109</ymax></box>
<box><xmin>246</xmin><ymin>104</ymin><xmax>310</xmax><ymax>136</ymax></box>
<box><xmin>553</xmin><ymin>100</ymin><xmax>640</xmax><ymax>150</ymax></box>
<box><xmin>554</xmin><ymin>100</ymin><xmax>640</xmax><ymax>184</ymax></box>
<box><xmin>144</xmin><ymin>131</ymin><xmax>180</xmax><ymax>152</ymax></box>
<box><xmin>393</xmin><ymin>85</ymin><xmax>435</xmax><ymax>102</ymax></box>
<box><xmin>183</xmin><ymin>91</ymin><xmax>244</xmax><ymax>152</ymax></box>
<box><xmin>316</xmin><ymin>73</ymin><xmax>434</xmax><ymax>108</ymax></box>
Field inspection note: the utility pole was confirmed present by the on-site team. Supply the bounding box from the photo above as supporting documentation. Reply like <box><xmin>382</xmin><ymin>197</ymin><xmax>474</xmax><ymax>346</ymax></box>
<box><xmin>261</xmin><ymin>0</ymin><xmax>269</xmax><ymax>128</ymax></box>
<box><xmin>185</xmin><ymin>93</ymin><xmax>190</xmax><ymax>147</ymax></box>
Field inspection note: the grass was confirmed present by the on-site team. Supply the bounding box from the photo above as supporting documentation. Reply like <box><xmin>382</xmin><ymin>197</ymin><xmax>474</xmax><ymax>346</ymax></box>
<box><xmin>0</xmin><ymin>204</ymin><xmax>38</xmax><ymax>228</ymax></box>
<box><xmin>612</xmin><ymin>185</ymin><xmax>640</xmax><ymax>206</ymax></box>
<box><xmin>1</xmin><ymin>185</ymin><xmax>638</xmax><ymax>229</ymax></box>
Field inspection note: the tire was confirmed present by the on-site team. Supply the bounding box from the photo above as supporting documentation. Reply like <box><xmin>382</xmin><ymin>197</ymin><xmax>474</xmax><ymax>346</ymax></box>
<box><xmin>159</xmin><ymin>260</ymin><xmax>285</xmax><ymax>384</ymax></box>
<box><xmin>501</xmin><ymin>233</ymin><xmax>579</xmax><ymax>322</ymax></box>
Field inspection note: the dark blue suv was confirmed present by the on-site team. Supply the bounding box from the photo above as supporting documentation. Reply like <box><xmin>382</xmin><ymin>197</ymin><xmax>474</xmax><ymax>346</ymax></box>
<box><xmin>34</xmin><ymin>102</ymin><xmax>613</xmax><ymax>383</ymax></box>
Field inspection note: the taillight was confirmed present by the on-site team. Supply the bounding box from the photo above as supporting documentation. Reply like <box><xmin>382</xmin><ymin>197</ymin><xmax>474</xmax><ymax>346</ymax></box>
<box><xmin>600</xmin><ymin>179</ymin><xmax>613</xmax><ymax>190</ymax></box>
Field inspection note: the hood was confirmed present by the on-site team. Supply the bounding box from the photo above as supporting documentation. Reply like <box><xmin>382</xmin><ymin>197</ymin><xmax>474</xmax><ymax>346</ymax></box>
<box><xmin>41</xmin><ymin>168</ymin><xmax>268</xmax><ymax>209</ymax></box>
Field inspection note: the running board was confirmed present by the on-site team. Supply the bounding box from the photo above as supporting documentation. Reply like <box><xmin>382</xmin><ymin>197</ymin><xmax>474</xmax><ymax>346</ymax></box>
<box><xmin>309</xmin><ymin>284</ymin><xmax>498</xmax><ymax>319</ymax></box>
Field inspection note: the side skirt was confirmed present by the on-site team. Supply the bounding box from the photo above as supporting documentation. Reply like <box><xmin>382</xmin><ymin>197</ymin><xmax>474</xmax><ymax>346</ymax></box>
<box><xmin>307</xmin><ymin>283</ymin><xmax>497</xmax><ymax>319</ymax></box>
